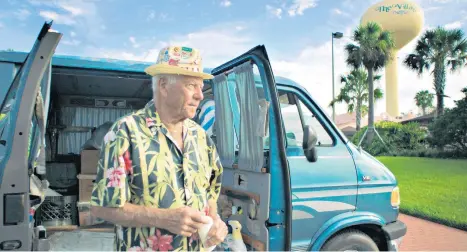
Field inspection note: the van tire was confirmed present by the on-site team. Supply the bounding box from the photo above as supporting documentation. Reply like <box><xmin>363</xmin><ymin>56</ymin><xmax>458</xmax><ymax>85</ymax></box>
<box><xmin>321</xmin><ymin>229</ymin><xmax>379</xmax><ymax>251</ymax></box>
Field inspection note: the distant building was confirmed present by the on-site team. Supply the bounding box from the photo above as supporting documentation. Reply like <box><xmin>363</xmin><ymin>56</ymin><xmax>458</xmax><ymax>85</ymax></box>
<box><xmin>335</xmin><ymin>111</ymin><xmax>417</xmax><ymax>138</ymax></box>
<box><xmin>400</xmin><ymin>111</ymin><xmax>436</xmax><ymax>127</ymax></box>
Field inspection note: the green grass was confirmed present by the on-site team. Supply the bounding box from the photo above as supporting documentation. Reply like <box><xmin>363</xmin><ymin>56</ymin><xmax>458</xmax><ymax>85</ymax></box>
<box><xmin>377</xmin><ymin>156</ymin><xmax>467</xmax><ymax>231</ymax></box>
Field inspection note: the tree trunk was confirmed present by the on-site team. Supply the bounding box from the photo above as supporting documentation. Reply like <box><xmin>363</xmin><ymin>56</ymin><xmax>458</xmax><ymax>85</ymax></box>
<box><xmin>366</xmin><ymin>67</ymin><xmax>375</xmax><ymax>145</ymax></box>
<box><xmin>434</xmin><ymin>63</ymin><xmax>446</xmax><ymax>117</ymax></box>
<box><xmin>422</xmin><ymin>107</ymin><xmax>426</xmax><ymax>116</ymax></box>
<box><xmin>356</xmin><ymin>99</ymin><xmax>362</xmax><ymax>132</ymax></box>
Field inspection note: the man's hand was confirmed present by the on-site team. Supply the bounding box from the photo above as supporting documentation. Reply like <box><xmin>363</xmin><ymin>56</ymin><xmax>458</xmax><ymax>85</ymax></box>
<box><xmin>159</xmin><ymin>206</ymin><xmax>211</xmax><ymax>237</ymax></box>
<box><xmin>204</xmin><ymin>214</ymin><xmax>228</xmax><ymax>247</ymax></box>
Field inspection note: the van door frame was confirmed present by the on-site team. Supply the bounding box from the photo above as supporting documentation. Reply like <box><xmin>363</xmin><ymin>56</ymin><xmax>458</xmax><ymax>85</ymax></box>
<box><xmin>211</xmin><ymin>45</ymin><xmax>292</xmax><ymax>251</ymax></box>
<box><xmin>0</xmin><ymin>21</ymin><xmax>62</xmax><ymax>250</ymax></box>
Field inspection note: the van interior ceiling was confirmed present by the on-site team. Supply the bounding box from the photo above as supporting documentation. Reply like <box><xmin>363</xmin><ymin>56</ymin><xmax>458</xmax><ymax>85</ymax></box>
<box><xmin>46</xmin><ymin>67</ymin><xmax>152</xmax><ymax>160</ymax></box>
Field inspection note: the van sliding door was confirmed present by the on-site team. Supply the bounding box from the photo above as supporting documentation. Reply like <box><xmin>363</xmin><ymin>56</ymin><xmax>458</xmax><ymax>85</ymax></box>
<box><xmin>210</xmin><ymin>45</ymin><xmax>291</xmax><ymax>251</ymax></box>
<box><xmin>0</xmin><ymin>22</ymin><xmax>62</xmax><ymax>251</ymax></box>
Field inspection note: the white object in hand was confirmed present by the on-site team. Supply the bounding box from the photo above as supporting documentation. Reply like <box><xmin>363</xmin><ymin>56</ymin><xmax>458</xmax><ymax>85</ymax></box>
<box><xmin>198</xmin><ymin>216</ymin><xmax>216</xmax><ymax>252</ymax></box>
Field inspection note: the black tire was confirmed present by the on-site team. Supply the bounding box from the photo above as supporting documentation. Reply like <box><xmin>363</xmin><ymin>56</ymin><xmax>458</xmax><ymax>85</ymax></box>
<box><xmin>321</xmin><ymin>229</ymin><xmax>379</xmax><ymax>251</ymax></box>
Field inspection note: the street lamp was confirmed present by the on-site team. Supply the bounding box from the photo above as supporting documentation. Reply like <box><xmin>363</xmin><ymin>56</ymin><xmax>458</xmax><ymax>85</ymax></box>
<box><xmin>332</xmin><ymin>31</ymin><xmax>343</xmax><ymax>123</ymax></box>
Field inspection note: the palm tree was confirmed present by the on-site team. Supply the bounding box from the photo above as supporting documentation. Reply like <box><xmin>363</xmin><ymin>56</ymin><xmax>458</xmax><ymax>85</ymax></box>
<box><xmin>330</xmin><ymin>69</ymin><xmax>383</xmax><ymax>131</ymax></box>
<box><xmin>345</xmin><ymin>21</ymin><xmax>395</xmax><ymax>143</ymax></box>
<box><xmin>414</xmin><ymin>90</ymin><xmax>434</xmax><ymax>115</ymax></box>
<box><xmin>404</xmin><ymin>27</ymin><xmax>467</xmax><ymax>117</ymax></box>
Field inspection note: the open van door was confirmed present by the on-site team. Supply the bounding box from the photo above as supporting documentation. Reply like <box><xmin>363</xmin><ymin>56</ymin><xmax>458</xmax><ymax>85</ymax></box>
<box><xmin>210</xmin><ymin>45</ymin><xmax>291</xmax><ymax>251</ymax></box>
<box><xmin>0</xmin><ymin>22</ymin><xmax>61</xmax><ymax>251</ymax></box>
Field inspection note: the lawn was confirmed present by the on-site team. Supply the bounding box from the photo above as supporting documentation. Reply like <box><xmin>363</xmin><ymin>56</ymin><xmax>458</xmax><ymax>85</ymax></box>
<box><xmin>377</xmin><ymin>156</ymin><xmax>467</xmax><ymax>231</ymax></box>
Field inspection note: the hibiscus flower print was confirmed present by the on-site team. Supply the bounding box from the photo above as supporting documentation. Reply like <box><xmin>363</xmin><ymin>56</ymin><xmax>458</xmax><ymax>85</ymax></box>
<box><xmin>146</xmin><ymin>118</ymin><xmax>155</xmax><ymax>128</ymax></box>
<box><xmin>147</xmin><ymin>229</ymin><xmax>174</xmax><ymax>251</ymax></box>
<box><xmin>106</xmin><ymin>166</ymin><xmax>126</xmax><ymax>188</ymax></box>
<box><xmin>118</xmin><ymin>151</ymin><xmax>133</xmax><ymax>175</ymax></box>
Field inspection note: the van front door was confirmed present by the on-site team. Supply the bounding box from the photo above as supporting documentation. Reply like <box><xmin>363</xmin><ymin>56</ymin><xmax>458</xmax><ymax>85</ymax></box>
<box><xmin>0</xmin><ymin>22</ymin><xmax>62</xmax><ymax>251</ymax></box>
<box><xmin>276</xmin><ymin>85</ymin><xmax>358</xmax><ymax>251</ymax></box>
<box><xmin>210</xmin><ymin>45</ymin><xmax>291</xmax><ymax>251</ymax></box>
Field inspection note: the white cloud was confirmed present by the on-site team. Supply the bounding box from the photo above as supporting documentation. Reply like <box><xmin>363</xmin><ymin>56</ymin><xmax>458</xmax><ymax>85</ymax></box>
<box><xmin>266</xmin><ymin>5</ymin><xmax>283</xmax><ymax>19</ymax></box>
<box><xmin>147</xmin><ymin>10</ymin><xmax>156</xmax><ymax>21</ymax></box>
<box><xmin>60</xmin><ymin>4</ymin><xmax>83</xmax><ymax>16</ymax></box>
<box><xmin>332</xmin><ymin>8</ymin><xmax>343</xmax><ymax>15</ymax></box>
<box><xmin>129</xmin><ymin>36</ymin><xmax>140</xmax><ymax>48</ymax></box>
<box><xmin>14</xmin><ymin>9</ymin><xmax>31</xmax><ymax>20</ymax></box>
<box><xmin>159</xmin><ymin>13</ymin><xmax>169</xmax><ymax>21</ymax></box>
<box><xmin>39</xmin><ymin>10</ymin><xmax>76</xmax><ymax>25</ymax></box>
<box><xmin>62</xmin><ymin>39</ymin><xmax>81</xmax><ymax>46</ymax></box>
<box><xmin>32</xmin><ymin>0</ymin><xmax>105</xmax><ymax>43</ymax></box>
<box><xmin>0</xmin><ymin>22</ymin><xmax>4</xmax><ymax>29</ymax></box>
<box><xmin>70</xmin><ymin>31</ymin><xmax>76</xmax><ymax>37</ymax></box>
<box><xmin>424</xmin><ymin>6</ymin><xmax>443</xmax><ymax>12</ymax></box>
<box><xmin>37</xmin><ymin>1</ymin><xmax>84</xmax><ymax>25</ymax></box>
<box><xmin>444</xmin><ymin>21</ymin><xmax>463</xmax><ymax>29</ymax></box>
<box><xmin>147</xmin><ymin>10</ymin><xmax>169</xmax><ymax>22</ymax></box>
<box><xmin>91</xmin><ymin>22</ymin><xmax>253</xmax><ymax>67</ymax></box>
<box><xmin>220</xmin><ymin>0</ymin><xmax>232</xmax><ymax>7</ymax></box>
<box><xmin>331</xmin><ymin>8</ymin><xmax>350</xmax><ymax>17</ymax></box>
<box><xmin>288</xmin><ymin>0</ymin><xmax>318</xmax><ymax>17</ymax></box>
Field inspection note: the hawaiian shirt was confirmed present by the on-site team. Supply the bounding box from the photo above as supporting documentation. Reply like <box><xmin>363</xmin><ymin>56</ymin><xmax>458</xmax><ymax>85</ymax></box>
<box><xmin>90</xmin><ymin>100</ymin><xmax>223</xmax><ymax>251</ymax></box>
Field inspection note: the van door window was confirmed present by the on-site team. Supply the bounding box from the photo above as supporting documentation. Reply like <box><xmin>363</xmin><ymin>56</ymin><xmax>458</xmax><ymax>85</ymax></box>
<box><xmin>278</xmin><ymin>90</ymin><xmax>334</xmax><ymax>152</ymax></box>
<box><xmin>213</xmin><ymin>64</ymin><xmax>269</xmax><ymax>172</ymax></box>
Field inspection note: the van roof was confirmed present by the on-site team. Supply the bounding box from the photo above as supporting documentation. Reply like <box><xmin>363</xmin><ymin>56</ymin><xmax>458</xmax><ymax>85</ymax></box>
<box><xmin>0</xmin><ymin>51</ymin><xmax>302</xmax><ymax>88</ymax></box>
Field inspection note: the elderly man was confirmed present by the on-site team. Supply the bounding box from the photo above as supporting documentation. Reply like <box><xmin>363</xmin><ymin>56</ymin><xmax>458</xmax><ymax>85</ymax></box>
<box><xmin>90</xmin><ymin>46</ymin><xmax>227</xmax><ymax>251</ymax></box>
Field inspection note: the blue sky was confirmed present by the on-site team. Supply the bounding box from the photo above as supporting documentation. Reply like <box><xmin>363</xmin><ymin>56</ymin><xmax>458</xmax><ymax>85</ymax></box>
<box><xmin>1</xmin><ymin>0</ymin><xmax>467</xmax><ymax>117</ymax></box>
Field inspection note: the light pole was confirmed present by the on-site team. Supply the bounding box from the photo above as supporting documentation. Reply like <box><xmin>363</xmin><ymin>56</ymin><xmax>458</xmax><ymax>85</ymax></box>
<box><xmin>332</xmin><ymin>31</ymin><xmax>343</xmax><ymax>123</ymax></box>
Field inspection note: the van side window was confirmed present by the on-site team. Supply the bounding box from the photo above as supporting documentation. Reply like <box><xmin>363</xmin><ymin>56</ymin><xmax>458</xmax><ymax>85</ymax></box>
<box><xmin>279</xmin><ymin>90</ymin><xmax>334</xmax><ymax>148</ymax></box>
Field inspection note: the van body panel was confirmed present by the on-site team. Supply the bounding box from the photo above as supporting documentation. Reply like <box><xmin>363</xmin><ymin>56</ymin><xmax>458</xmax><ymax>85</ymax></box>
<box><xmin>309</xmin><ymin>211</ymin><xmax>387</xmax><ymax>251</ymax></box>
<box><xmin>277</xmin><ymin>85</ymin><xmax>359</xmax><ymax>248</ymax></box>
<box><xmin>347</xmin><ymin>142</ymin><xmax>399</xmax><ymax>223</ymax></box>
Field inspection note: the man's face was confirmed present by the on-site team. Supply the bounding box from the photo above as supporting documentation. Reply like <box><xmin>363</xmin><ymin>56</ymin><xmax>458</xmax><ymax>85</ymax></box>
<box><xmin>160</xmin><ymin>75</ymin><xmax>204</xmax><ymax>120</ymax></box>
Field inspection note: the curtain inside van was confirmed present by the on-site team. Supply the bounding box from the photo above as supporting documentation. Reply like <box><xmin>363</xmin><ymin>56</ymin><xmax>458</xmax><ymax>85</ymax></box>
<box><xmin>213</xmin><ymin>74</ymin><xmax>236</xmax><ymax>167</ymax></box>
<box><xmin>234</xmin><ymin>62</ymin><xmax>264</xmax><ymax>172</ymax></box>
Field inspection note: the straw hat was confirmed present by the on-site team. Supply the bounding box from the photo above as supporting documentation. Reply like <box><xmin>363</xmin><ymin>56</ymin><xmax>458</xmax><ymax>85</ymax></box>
<box><xmin>144</xmin><ymin>46</ymin><xmax>214</xmax><ymax>79</ymax></box>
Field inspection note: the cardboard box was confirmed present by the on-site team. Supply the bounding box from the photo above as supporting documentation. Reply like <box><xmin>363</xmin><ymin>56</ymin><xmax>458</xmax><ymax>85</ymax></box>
<box><xmin>80</xmin><ymin>150</ymin><xmax>100</xmax><ymax>174</ymax></box>
<box><xmin>77</xmin><ymin>174</ymin><xmax>96</xmax><ymax>202</ymax></box>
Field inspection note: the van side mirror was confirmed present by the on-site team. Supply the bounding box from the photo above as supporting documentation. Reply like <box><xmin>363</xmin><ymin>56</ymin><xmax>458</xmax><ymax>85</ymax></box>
<box><xmin>303</xmin><ymin>125</ymin><xmax>318</xmax><ymax>162</ymax></box>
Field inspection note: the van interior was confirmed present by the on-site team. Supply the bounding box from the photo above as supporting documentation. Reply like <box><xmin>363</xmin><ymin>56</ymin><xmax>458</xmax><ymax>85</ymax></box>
<box><xmin>38</xmin><ymin>63</ymin><xmax>272</xmax><ymax>251</ymax></box>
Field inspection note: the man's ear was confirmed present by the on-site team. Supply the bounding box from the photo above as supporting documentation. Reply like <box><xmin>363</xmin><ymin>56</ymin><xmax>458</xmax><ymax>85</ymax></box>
<box><xmin>159</xmin><ymin>77</ymin><xmax>169</xmax><ymax>97</ymax></box>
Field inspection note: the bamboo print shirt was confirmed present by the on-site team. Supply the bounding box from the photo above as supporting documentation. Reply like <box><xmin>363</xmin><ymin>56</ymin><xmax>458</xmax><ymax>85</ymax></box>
<box><xmin>90</xmin><ymin>100</ymin><xmax>223</xmax><ymax>251</ymax></box>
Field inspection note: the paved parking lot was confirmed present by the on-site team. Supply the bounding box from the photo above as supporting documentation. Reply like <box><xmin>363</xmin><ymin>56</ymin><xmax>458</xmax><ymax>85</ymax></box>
<box><xmin>399</xmin><ymin>214</ymin><xmax>467</xmax><ymax>251</ymax></box>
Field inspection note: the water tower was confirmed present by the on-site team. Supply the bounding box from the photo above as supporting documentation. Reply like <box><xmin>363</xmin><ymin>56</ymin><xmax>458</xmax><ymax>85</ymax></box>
<box><xmin>361</xmin><ymin>0</ymin><xmax>424</xmax><ymax>117</ymax></box>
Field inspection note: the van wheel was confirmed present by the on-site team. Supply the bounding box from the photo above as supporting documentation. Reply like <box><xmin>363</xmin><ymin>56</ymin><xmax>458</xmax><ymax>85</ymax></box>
<box><xmin>321</xmin><ymin>229</ymin><xmax>379</xmax><ymax>251</ymax></box>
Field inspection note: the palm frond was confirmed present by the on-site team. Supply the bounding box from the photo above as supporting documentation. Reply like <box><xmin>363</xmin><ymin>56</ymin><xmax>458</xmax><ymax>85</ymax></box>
<box><xmin>345</xmin><ymin>44</ymin><xmax>362</xmax><ymax>69</ymax></box>
<box><xmin>374</xmin><ymin>88</ymin><xmax>384</xmax><ymax>100</ymax></box>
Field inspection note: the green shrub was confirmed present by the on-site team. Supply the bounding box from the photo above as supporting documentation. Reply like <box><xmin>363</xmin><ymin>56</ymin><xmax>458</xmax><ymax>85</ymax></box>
<box><xmin>351</xmin><ymin>121</ymin><xmax>428</xmax><ymax>156</ymax></box>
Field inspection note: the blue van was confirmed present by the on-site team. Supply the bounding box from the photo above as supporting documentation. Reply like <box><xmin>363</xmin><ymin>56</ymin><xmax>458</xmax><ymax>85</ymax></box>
<box><xmin>0</xmin><ymin>22</ymin><xmax>406</xmax><ymax>251</ymax></box>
